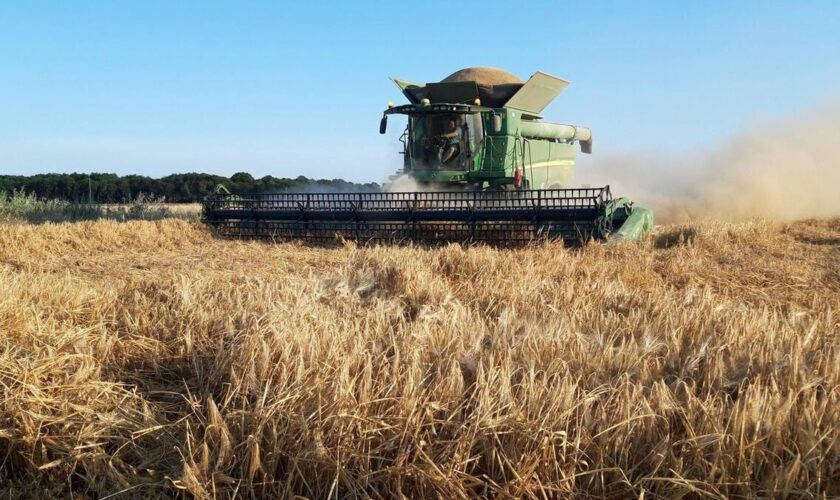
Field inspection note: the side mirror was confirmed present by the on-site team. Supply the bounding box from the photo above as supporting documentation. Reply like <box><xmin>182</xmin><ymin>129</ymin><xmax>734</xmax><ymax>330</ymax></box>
<box><xmin>379</xmin><ymin>116</ymin><xmax>388</xmax><ymax>134</ymax></box>
<box><xmin>491</xmin><ymin>113</ymin><xmax>502</xmax><ymax>133</ymax></box>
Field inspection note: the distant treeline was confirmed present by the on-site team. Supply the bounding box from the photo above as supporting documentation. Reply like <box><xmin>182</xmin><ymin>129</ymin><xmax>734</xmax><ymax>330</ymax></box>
<box><xmin>0</xmin><ymin>173</ymin><xmax>382</xmax><ymax>203</ymax></box>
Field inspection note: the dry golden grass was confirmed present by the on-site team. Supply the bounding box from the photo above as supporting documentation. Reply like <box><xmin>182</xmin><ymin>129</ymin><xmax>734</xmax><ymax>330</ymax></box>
<box><xmin>0</xmin><ymin>218</ymin><xmax>838</xmax><ymax>498</ymax></box>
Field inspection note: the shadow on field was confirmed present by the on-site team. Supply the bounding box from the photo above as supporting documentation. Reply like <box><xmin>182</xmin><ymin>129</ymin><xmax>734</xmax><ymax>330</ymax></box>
<box><xmin>654</xmin><ymin>227</ymin><xmax>697</xmax><ymax>249</ymax></box>
<box><xmin>785</xmin><ymin>219</ymin><xmax>840</xmax><ymax>247</ymax></box>
<box><xmin>793</xmin><ymin>235</ymin><xmax>840</xmax><ymax>246</ymax></box>
<box><xmin>201</xmin><ymin>224</ymin><xmax>598</xmax><ymax>249</ymax></box>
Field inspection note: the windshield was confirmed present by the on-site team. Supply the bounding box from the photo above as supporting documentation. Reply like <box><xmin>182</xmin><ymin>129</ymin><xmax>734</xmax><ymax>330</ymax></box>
<box><xmin>408</xmin><ymin>113</ymin><xmax>483</xmax><ymax>170</ymax></box>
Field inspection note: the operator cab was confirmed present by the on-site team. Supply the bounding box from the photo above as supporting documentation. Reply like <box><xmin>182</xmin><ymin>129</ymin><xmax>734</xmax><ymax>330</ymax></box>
<box><xmin>408</xmin><ymin>112</ymin><xmax>483</xmax><ymax>170</ymax></box>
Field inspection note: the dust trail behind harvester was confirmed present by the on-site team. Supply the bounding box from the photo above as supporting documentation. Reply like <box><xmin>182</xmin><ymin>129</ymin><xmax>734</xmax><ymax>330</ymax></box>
<box><xmin>581</xmin><ymin>100</ymin><xmax>840</xmax><ymax>223</ymax></box>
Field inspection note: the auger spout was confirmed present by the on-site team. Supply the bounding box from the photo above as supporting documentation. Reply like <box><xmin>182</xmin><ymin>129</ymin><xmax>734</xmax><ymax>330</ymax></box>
<box><xmin>518</xmin><ymin>122</ymin><xmax>593</xmax><ymax>153</ymax></box>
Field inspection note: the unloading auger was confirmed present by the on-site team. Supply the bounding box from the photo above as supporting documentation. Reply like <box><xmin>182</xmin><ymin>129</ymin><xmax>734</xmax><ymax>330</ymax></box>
<box><xmin>202</xmin><ymin>67</ymin><xmax>653</xmax><ymax>244</ymax></box>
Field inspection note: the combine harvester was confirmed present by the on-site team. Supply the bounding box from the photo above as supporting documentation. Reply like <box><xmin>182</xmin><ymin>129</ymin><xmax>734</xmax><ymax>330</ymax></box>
<box><xmin>203</xmin><ymin>68</ymin><xmax>653</xmax><ymax>244</ymax></box>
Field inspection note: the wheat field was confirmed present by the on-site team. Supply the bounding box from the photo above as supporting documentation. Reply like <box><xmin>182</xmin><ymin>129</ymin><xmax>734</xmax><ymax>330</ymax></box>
<box><xmin>0</xmin><ymin>218</ymin><xmax>838</xmax><ymax>498</ymax></box>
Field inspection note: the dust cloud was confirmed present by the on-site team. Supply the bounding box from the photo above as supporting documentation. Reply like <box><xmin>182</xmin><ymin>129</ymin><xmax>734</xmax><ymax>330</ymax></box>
<box><xmin>383</xmin><ymin>175</ymin><xmax>463</xmax><ymax>193</ymax></box>
<box><xmin>384</xmin><ymin>175</ymin><xmax>423</xmax><ymax>193</ymax></box>
<box><xmin>580</xmin><ymin>101</ymin><xmax>840</xmax><ymax>223</ymax></box>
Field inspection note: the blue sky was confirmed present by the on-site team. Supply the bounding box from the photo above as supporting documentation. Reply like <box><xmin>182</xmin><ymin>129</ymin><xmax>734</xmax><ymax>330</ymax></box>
<box><xmin>1</xmin><ymin>1</ymin><xmax>838</xmax><ymax>182</ymax></box>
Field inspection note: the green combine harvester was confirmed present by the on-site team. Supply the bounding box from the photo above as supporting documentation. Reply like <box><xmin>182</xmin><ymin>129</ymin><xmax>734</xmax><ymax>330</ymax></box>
<box><xmin>203</xmin><ymin>67</ymin><xmax>653</xmax><ymax>244</ymax></box>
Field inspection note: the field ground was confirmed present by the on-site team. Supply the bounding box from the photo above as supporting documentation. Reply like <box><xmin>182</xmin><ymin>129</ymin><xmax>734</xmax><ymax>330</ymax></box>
<box><xmin>0</xmin><ymin>191</ymin><xmax>200</xmax><ymax>223</ymax></box>
<box><xmin>101</xmin><ymin>202</ymin><xmax>202</xmax><ymax>217</ymax></box>
<box><xmin>0</xmin><ymin>218</ymin><xmax>838</xmax><ymax>497</ymax></box>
